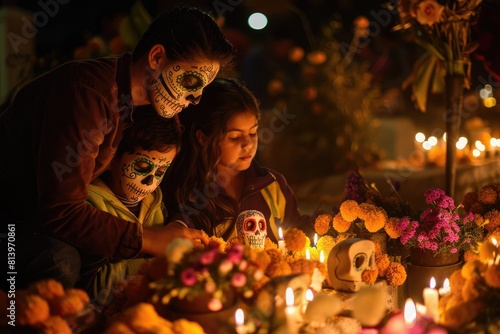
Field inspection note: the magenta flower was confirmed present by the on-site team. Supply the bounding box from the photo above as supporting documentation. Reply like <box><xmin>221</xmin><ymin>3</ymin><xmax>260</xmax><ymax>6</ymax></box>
<box><xmin>180</xmin><ymin>268</ymin><xmax>198</xmax><ymax>286</ymax></box>
<box><xmin>231</xmin><ymin>272</ymin><xmax>247</xmax><ymax>287</ymax></box>
<box><xmin>200</xmin><ymin>249</ymin><xmax>217</xmax><ymax>265</ymax></box>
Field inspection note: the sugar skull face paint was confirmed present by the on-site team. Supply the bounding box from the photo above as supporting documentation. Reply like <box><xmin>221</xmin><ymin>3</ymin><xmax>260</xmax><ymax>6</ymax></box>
<box><xmin>151</xmin><ymin>60</ymin><xmax>219</xmax><ymax>118</ymax></box>
<box><xmin>109</xmin><ymin>148</ymin><xmax>177</xmax><ymax>203</ymax></box>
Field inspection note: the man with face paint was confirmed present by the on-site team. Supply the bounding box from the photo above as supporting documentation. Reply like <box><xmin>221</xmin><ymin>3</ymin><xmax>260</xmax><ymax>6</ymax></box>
<box><xmin>86</xmin><ymin>106</ymin><xmax>180</xmax><ymax>304</ymax></box>
<box><xmin>0</xmin><ymin>6</ymin><xmax>234</xmax><ymax>291</ymax></box>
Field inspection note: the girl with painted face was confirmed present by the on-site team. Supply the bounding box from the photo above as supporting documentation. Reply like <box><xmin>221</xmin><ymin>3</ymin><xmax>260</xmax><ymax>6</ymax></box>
<box><xmin>86</xmin><ymin>105</ymin><xmax>180</xmax><ymax>304</ymax></box>
<box><xmin>164</xmin><ymin>78</ymin><xmax>313</xmax><ymax>243</ymax></box>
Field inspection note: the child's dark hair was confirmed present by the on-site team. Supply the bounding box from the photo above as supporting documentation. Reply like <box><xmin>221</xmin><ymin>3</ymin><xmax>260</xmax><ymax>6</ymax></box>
<box><xmin>117</xmin><ymin>105</ymin><xmax>182</xmax><ymax>157</ymax></box>
<box><xmin>133</xmin><ymin>6</ymin><xmax>235</xmax><ymax>69</ymax></box>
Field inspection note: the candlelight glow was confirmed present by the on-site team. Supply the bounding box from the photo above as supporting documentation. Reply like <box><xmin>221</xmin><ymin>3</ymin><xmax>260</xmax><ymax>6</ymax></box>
<box><xmin>428</xmin><ymin>136</ymin><xmax>438</xmax><ymax>146</ymax></box>
<box><xmin>456</xmin><ymin>137</ymin><xmax>468</xmax><ymax>150</ymax></box>
<box><xmin>422</xmin><ymin>141</ymin><xmax>432</xmax><ymax>150</ymax></box>
<box><xmin>475</xmin><ymin>140</ymin><xmax>486</xmax><ymax>151</ymax></box>
<box><xmin>415</xmin><ymin>132</ymin><xmax>426</xmax><ymax>143</ymax></box>
<box><xmin>305</xmin><ymin>248</ymin><xmax>311</xmax><ymax>260</ymax></box>
<box><xmin>319</xmin><ymin>250</ymin><xmax>325</xmax><ymax>263</ymax></box>
<box><xmin>430</xmin><ymin>277</ymin><xmax>436</xmax><ymax>289</ymax></box>
<box><xmin>305</xmin><ymin>289</ymin><xmax>314</xmax><ymax>302</ymax></box>
<box><xmin>235</xmin><ymin>308</ymin><xmax>244</xmax><ymax>326</ymax></box>
<box><xmin>278</xmin><ymin>227</ymin><xmax>284</xmax><ymax>240</ymax></box>
<box><xmin>313</xmin><ymin>233</ymin><xmax>318</xmax><ymax>247</ymax></box>
<box><xmin>286</xmin><ymin>287</ymin><xmax>294</xmax><ymax>306</ymax></box>
<box><xmin>404</xmin><ymin>298</ymin><xmax>417</xmax><ymax>326</ymax></box>
<box><xmin>473</xmin><ymin>148</ymin><xmax>481</xmax><ymax>157</ymax></box>
<box><xmin>492</xmin><ymin>237</ymin><xmax>498</xmax><ymax>247</ymax></box>
<box><xmin>443</xmin><ymin>278</ymin><xmax>450</xmax><ymax>290</ymax></box>
<box><xmin>442</xmin><ymin>132</ymin><xmax>447</xmax><ymax>142</ymax></box>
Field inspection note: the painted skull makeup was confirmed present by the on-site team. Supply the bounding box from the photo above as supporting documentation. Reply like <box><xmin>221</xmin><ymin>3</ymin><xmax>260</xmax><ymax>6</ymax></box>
<box><xmin>151</xmin><ymin>60</ymin><xmax>219</xmax><ymax>118</ymax></box>
<box><xmin>111</xmin><ymin>149</ymin><xmax>175</xmax><ymax>204</ymax></box>
<box><xmin>236</xmin><ymin>210</ymin><xmax>267</xmax><ymax>249</ymax></box>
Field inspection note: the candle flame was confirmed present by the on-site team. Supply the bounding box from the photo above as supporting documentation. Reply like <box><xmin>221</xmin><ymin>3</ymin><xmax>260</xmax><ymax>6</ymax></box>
<box><xmin>492</xmin><ymin>237</ymin><xmax>498</xmax><ymax>247</ymax></box>
<box><xmin>404</xmin><ymin>298</ymin><xmax>417</xmax><ymax>326</ymax></box>
<box><xmin>313</xmin><ymin>233</ymin><xmax>318</xmax><ymax>246</ymax></box>
<box><xmin>443</xmin><ymin>278</ymin><xmax>450</xmax><ymax>290</ymax></box>
<box><xmin>320</xmin><ymin>250</ymin><xmax>325</xmax><ymax>263</ymax></box>
<box><xmin>430</xmin><ymin>277</ymin><xmax>436</xmax><ymax>289</ymax></box>
<box><xmin>286</xmin><ymin>287</ymin><xmax>294</xmax><ymax>306</ymax></box>
<box><xmin>279</xmin><ymin>227</ymin><xmax>284</xmax><ymax>240</ymax></box>
<box><xmin>305</xmin><ymin>248</ymin><xmax>311</xmax><ymax>260</ymax></box>
<box><xmin>305</xmin><ymin>289</ymin><xmax>314</xmax><ymax>302</ymax></box>
<box><xmin>235</xmin><ymin>308</ymin><xmax>244</xmax><ymax>326</ymax></box>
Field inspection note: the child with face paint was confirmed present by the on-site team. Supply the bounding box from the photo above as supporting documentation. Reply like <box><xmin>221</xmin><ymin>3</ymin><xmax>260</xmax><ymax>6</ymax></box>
<box><xmin>163</xmin><ymin>78</ymin><xmax>313</xmax><ymax>243</ymax></box>
<box><xmin>86</xmin><ymin>106</ymin><xmax>180</xmax><ymax>304</ymax></box>
<box><xmin>0</xmin><ymin>6</ymin><xmax>233</xmax><ymax>291</ymax></box>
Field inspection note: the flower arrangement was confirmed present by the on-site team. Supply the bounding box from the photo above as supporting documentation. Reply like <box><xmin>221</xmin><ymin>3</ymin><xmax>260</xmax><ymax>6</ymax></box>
<box><xmin>463</xmin><ymin>183</ymin><xmax>500</xmax><ymax>234</ymax></box>
<box><xmin>394</xmin><ymin>0</ymin><xmax>483</xmax><ymax>112</ymax></box>
<box><xmin>148</xmin><ymin>238</ymin><xmax>264</xmax><ymax>312</ymax></box>
<box><xmin>438</xmin><ymin>237</ymin><xmax>500</xmax><ymax>330</ymax></box>
<box><xmin>393</xmin><ymin>188</ymin><xmax>485</xmax><ymax>255</ymax></box>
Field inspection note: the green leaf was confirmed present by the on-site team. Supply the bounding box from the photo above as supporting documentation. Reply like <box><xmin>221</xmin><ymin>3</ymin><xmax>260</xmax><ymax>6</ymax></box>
<box><xmin>410</xmin><ymin>53</ymin><xmax>439</xmax><ymax>112</ymax></box>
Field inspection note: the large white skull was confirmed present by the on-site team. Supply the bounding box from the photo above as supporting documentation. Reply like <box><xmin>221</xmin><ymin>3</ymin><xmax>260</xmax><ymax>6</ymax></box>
<box><xmin>236</xmin><ymin>210</ymin><xmax>267</xmax><ymax>249</ymax></box>
<box><xmin>327</xmin><ymin>238</ymin><xmax>376</xmax><ymax>292</ymax></box>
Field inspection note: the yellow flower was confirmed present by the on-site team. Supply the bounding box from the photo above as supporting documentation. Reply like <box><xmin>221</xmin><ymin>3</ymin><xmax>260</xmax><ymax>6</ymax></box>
<box><xmin>265</xmin><ymin>248</ymin><xmax>283</xmax><ymax>265</ymax></box>
<box><xmin>290</xmin><ymin>259</ymin><xmax>317</xmax><ymax>277</ymax></box>
<box><xmin>441</xmin><ymin>300</ymin><xmax>485</xmax><ymax>329</ymax></box>
<box><xmin>461</xmin><ymin>276</ymin><xmax>486</xmax><ymax>302</ymax></box>
<box><xmin>316</xmin><ymin>235</ymin><xmax>336</xmax><ymax>258</ymax></box>
<box><xmin>385</xmin><ymin>262</ymin><xmax>406</xmax><ymax>286</ymax></box>
<box><xmin>284</xmin><ymin>228</ymin><xmax>307</xmax><ymax>252</ymax></box>
<box><xmin>265</xmin><ymin>260</ymin><xmax>292</xmax><ymax>278</ymax></box>
<box><xmin>264</xmin><ymin>237</ymin><xmax>278</xmax><ymax>251</ymax></box>
<box><xmin>173</xmin><ymin>319</ymin><xmax>205</xmax><ymax>334</ymax></box>
<box><xmin>314</xmin><ymin>214</ymin><xmax>333</xmax><ymax>235</ymax></box>
<box><xmin>484</xmin><ymin>210</ymin><xmax>500</xmax><ymax>232</ymax></box>
<box><xmin>449</xmin><ymin>270</ymin><xmax>465</xmax><ymax>296</ymax></box>
<box><xmin>384</xmin><ymin>217</ymin><xmax>401</xmax><ymax>239</ymax></box>
<box><xmin>208</xmin><ymin>236</ymin><xmax>226</xmax><ymax>253</ymax></box>
<box><xmin>339</xmin><ymin>200</ymin><xmax>359</xmax><ymax>222</ymax></box>
<box><xmin>411</xmin><ymin>0</ymin><xmax>444</xmax><ymax>26</ymax></box>
<box><xmin>254</xmin><ymin>250</ymin><xmax>272</xmax><ymax>272</ymax></box>
<box><xmin>333</xmin><ymin>212</ymin><xmax>352</xmax><ymax>233</ymax></box>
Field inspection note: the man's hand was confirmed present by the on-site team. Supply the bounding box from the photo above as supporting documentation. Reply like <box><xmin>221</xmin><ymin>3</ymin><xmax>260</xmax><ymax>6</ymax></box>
<box><xmin>141</xmin><ymin>223</ymin><xmax>209</xmax><ymax>256</ymax></box>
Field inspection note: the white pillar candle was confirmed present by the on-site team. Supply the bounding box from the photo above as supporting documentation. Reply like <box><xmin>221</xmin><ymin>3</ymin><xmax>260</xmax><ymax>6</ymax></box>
<box><xmin>423</xmin><ymin>277</ymin><xmax>439</xmax><ymax>323</ymax></box>
<box><xmin>285</xmin><ymin>287</ymin><xmax>300</xmax><ymax>334</ymax></box>
<box><xmin>235</xmin><ymin>308</ymin><xmax>246</xmax><ymax>334</ymax></box>
<box><xmin>278</xmin><ymin>227</ymin><xmax>286</xmax><ymax>256</ymax></box>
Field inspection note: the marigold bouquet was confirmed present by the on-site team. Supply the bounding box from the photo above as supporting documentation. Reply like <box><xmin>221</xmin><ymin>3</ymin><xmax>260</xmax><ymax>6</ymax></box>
<box><xmin>394</xmin><ymin>188</ymin><xmax>485</xmax><ymax>255</ymax></box>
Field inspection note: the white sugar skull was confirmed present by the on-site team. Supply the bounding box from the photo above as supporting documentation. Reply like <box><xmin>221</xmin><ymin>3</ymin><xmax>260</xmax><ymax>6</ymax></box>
<box><xmin>327</xmin><ymin>238</ymin><xmax>376</xmax><ymax>292</ymax></box>
<box><xmin>236</xmin><ymin>210</ymin><xmax>267</xmax><ymax>249</ymax></box>
<box><xmin>151</xmin><ymin>60</ymin><xmax>219</xmax><ymax>117</ymax></box>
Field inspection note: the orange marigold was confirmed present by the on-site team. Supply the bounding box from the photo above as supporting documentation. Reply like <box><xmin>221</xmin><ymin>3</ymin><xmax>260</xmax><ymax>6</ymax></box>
<box><xmin>358</xmin><ymin>203</ymin><xmax>387</xmax><ymax>233</ymax></box>
<box><xmin>385</xmin><ymin>262</ymin><xmax>406</xmax><ymax>286</ymax></box>
<box><xmin>284</xmin><ymin>227</ymin><xmax>307</xmax><ymax>252</ymax></box>
<box><xmin>266</xmin><ymin>248</ymin><xmax>283</xmax><ymax>265</ymax></box>
<box><xmin>290</xmin><ymin>259</ymin><xmax>317</xmax><ymax>277</ymax></box>
<box><xmin>265</xmin><ymin>260</ymin><xmax>292</xmax><ymax>278</ymax></box>
<box><xmin>477</xmin><ymin>186</ymin><xmax>498</xmax><ymax>205</ymax></box>
<box><xmin>333</xmin><ymin>213</ymin><xmax>352</xmax><ymax>233</ymax></box>
<box><xmin>314</xmin><ymin>214</ymin><xmax>333</xmax><ymax>235</ymax></box>
<box><xmin>264</xmin><ymin>237</ymin><xmax>278</xmax><ymax>251</ymax></box>
<box><xmin>484</xmin><ymin>210</ymin><xmax>500</xmax><ymax>232</ymax></box>
<box><xmin>208</xmin><ymin>236</ymin><xmax>226</xmax><ymax>252</ymax></box>
<box><xmin>376</xmin><ymin>253</ymin><xmax>391</xmax><ymax>277</ymax></box>
<box><xmin>362</xmin><ymin>268</ymin><xmax>379</xmax><ymax>284</ymax></box>
<box><xmin>225</xmin><ymin>236</ymin><xmax>244</xmax><ymax>252</ymax></box>
<box><xmin>463</xmin><ymin>251</ymin><xmax>480</xmax><ymax>263</ymax></box>
<box><xmin>441</xmin><ymin>300</ymin><xmax>485</xmax><ymax>329</ymax></box>
<box><xmin>384</xmin><ymin>217</ymin><xmax>401</xmax><ymax>239</ymax></box>
<box><xmin>339</xmin><ymin>200</ymin><xmax>359</xmax><ymax>222</ymax></box>
<box><xmin>254</xmin><ymin>250</ymin><xmax>272</xmax><ymax>272</ymax></box>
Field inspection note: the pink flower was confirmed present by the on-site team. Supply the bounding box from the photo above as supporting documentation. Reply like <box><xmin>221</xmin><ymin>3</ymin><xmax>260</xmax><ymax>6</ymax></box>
<box><xmin>226</xmin><ymin>245</ymin><xmax>244</xmax><ymax>264</ymax></box>
<box><xmin>200</xmin><ymin>249</ymin><xmax>217</xmax><ymax>265</ymax></box>
<box><xmin>231</xmin><ymin>272</ymin><xmax>247</xmax><ymax>288</ymax></box>
<box><xmin>180</xmin><ymin>268</ymin><xmax>197</xmax><ymax>286</ymax></box>
<box><xmin>411</xmin><ymin>0</ymin><xmax>444</xmax><ymax>26</ymax></box>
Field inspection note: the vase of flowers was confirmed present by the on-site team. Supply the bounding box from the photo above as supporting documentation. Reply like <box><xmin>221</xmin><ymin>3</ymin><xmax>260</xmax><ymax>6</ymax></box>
<box><xmin>393</xmin><ymin>187</ymin><xmax>485</xmax><ymax>303</ymax></box>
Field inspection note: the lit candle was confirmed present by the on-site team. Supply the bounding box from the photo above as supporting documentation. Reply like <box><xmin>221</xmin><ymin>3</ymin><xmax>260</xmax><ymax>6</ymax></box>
<box><xmin>235</xmin><ymin>308</ymin><xmax>246</xmax><ymax>334</ymax></box>
<box><xmin>285</xmin><ymin>287</ymin><xmax>300</xmax><ymax>334</ymax></box>
<box><xmin>313</xmin><ymin>233</ymin><xmax>318</xmax><ymax>247</ymax></box>
<box><xmin>439</xmin><ymin>278</ymin><xmax>450</xmax><ymax>297</ymax></box>
<box><xmin>305</xmin><ymin>248</ymin><xmax>311</xmax><ymax>260</ymax></box>
<box><xmin>404</xmin><ymin>298</ymin><xmax>417</xmax><ymax>328</ymax></box>
<box><xmin>319</xmin><ymin>250</ymin><xmax>325</xmax><ymax>263</ymax></box>
<box><xmin>423</xmin><ymin>277</ymin><xmax>439</xmax><ymax>323</ymax></box>
<box><xmin>278</xmin><ymin>227</ymin><xmax>286</xmax><ymax>256</ymax></box>
<box><xmin>302</xmin><ymin>288</ymin><xmax>314</xmax><ymax>314</ymax></box>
